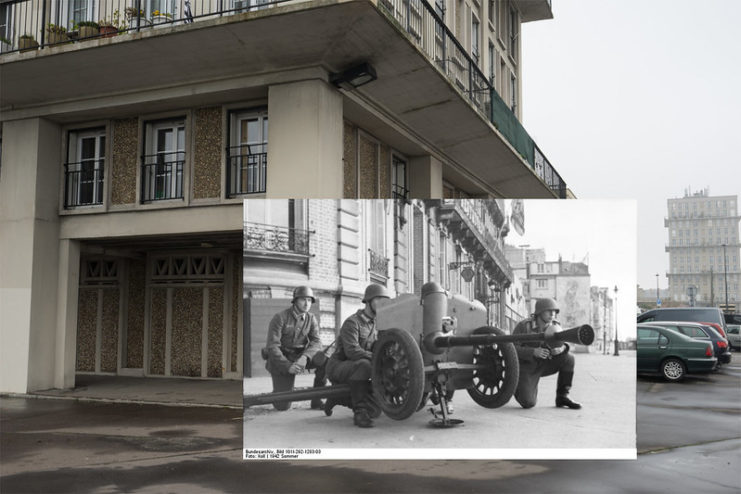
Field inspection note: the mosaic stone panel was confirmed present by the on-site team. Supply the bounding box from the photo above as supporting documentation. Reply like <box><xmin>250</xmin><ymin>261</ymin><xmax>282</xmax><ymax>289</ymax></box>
<box><xmin>171</xmin><ymin>287</ymin><xmax>203</xmax><ymax>377</ymax></box>
<box><xmin>76</xmin><ymin>289</ymin><xmax>98</xmax><ymax>372</ymax></box>
<box><xmin>111</xmin><ymin>118</ymin><xmax>139</xmax><ymax>205</ymax></box>
<box><xmin>380</xmin><ymin>145</ymin><xmax>391</xmax><ymax>198</ymax></box>
<box><xmin>231</xmin><ymin>255</ymin><xmax>241</xmax><ymax>373</ymax></box>
<box><xmin>126</xmin><ymin>260</ymin><xmax>145</xmax><ymax>368</ymax></box>
<box><xmin>100</xmin><ymin>289</ymin><xmax>119</xmax><ymax>372</ymax></box>
<box><xmin>343</xmin><ymin>121</ymin><xmax>357</xmax><ymax>198</ymax></box>
<box><xmin>358</xmin><ymin>134</ymin><xmax>379</xmax><ymax>198</ymax></box>
<box><xmin>208</xmin><ymin>286</ymin><xmax>224</xmax><ymax>378</ymax></box>
<box><xmin>193</xmin><ymin>107</ymin><xmax>223</xmax><ymax>200</ymax></box>
<box><xmin>149</xmin><ymin>288</ymin><xmax>167</xmax><ymax>375</ymax></box>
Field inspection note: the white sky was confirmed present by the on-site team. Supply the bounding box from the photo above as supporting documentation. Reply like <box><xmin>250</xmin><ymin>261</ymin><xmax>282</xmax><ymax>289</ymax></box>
<box><xmin>508</xmin><ymin>200</ymin><xmax>637</xmax><ymax>338</ymax></box>
<box><xmin>521</xmin><ymin>0</ymin><xmax>741</xmax><ymax>292</ymax></box>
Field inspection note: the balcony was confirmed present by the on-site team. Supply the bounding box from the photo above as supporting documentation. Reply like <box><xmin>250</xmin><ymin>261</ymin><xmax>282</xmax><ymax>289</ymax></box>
<box><xmin>513</xmin><ymin>0</ymin><xmax>553</xmax><ymax>23</ymax></box>
<box><xmin>438</xmin><ymin>199</ymin><xmax>514</xmax><ymax>285</ymax></box>
<box><xmin>368</xmin><ymin>248</ymin><xmax>389</xmax><ymax>281</ymax></box>
<box><xmin>64</xmin><ymin>159</ymin><xmax>105</xmax><ymax>208</ymax></box>
<box><xmin>243</xmin><ymin>221</ymin><xmax>310</xmax><ymax>257</ymax></box>
<box><xmin>1</xmin><ymin>0</ymin><xmax>567</xmax><ymax>198</ymax></box>
<box><xmin>141</xmin><ymin>153</ymin><xmax>184</xmax><ymax>202</ymax></box>
<box><xmin>226</xmin><ymin>144</ymin><xmax>267</xmax><ymax>197</ymax></box>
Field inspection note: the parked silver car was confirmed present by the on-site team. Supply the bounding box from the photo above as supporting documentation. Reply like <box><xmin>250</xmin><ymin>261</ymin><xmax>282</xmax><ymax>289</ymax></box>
<box><xmin>727</xmin><ymin>324</ymin><xmax>741</xmax><ymax>351</ymax></box>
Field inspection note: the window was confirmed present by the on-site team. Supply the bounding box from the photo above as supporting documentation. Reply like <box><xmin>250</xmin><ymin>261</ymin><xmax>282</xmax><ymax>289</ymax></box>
<box><xmin>392</xmin><ymin>155</ymin><xmax>408</xmax><ymax>200</ymax></box>
<box><xmin>368</xmin><ymin>201</ymin><xmax>388</xmax><ymax>282</ymax></box>
<box><xmin>228</xmin><ymin>110</ymin><xmax>268</xmax><ymax>196</ymax></box>
<box><xmin>510</xmin><ymin>72</ymin><xmax>517</xmax><ymax>112</ymax></box>
<box><xmin>1</xmin><ymin>3</ymin><xmax>13</xmax><ymax>50</ymax></box>
<box><xmin>488</xmin><ymin>0</ymin><xmax>495</xmax><ymax>25</ymax></box>
<box><xmin>488</xmin><ymin>41</ymin><xmax>495</xmax><ymax>85</ymax></box>
<box><xmin>65</xmin><ymin>129</ymin><xmax>105</xmax><ymax>208</ymax></box>
<box><xmin>537</xmin><ymin>279</ymin><xmax>547</xmax><ymax>289</ymax></box>
<box><xmin>471</xmin><ymin>15</ymin><xmax>480</xmax><ymax>64</ymax></box>
<box><xmin>508</xmin><ymin>4</ymin><xmax>518</xmax><ymax>58</ymax></box>
<box><xmin>142</xmin><ymin>119</ymin><xmax>185</xmax><ymax>202</ymax></box>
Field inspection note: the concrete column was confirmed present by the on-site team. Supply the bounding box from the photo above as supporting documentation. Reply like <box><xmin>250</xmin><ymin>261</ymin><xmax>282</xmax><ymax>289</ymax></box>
<box><xmin>409</xmin><ymin>156</ymin><xmax>443</xmax><ymax>199</ymax></box>
<box><xmin>266</xmin><ymin>79</ymin><xmax>343</xmax><ymax>198</ymax></box>
<box><xmin>0</xmin><ymin>118</ymin><xmax>63</xmax><ymax>393</ymax></box>
<box><xmin>55</xmin><ymin>239</ymin><xmax>80</xmax><ymax>389</ymax></box>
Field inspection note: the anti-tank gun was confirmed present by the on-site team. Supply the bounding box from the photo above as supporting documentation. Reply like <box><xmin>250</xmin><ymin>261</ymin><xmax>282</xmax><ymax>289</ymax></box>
<box><xmin>244</xmin><ymin>282</ymin><xmax>594</xmax><ymax>427</ymax></box>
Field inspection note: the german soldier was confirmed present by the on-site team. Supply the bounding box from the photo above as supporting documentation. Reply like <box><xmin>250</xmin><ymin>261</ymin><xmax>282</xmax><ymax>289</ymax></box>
<box><xmin>512</xmin><ymin>298</ymin><xmax>582</xmax><ymax>410</ymax></box>
<box><xmin>325</xmin><ymin>283</ymin><xmax>389</xmax><ymax>428</ymax></box>
<box><xmin>264</xmin><ymin>286</ymin><xmax>327</xmax><ymax>410</ymax></box>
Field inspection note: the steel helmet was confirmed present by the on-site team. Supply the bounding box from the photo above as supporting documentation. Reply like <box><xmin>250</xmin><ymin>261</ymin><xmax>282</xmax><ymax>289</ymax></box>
<box><xmin>292</xmin><ymin>286</ymin><xmax>316</xmax><ymax>303</ymax></box>
<box><xmin>534</xmin><ymin>298</ymin><xmax>560</xmax><ymax>315</ymax></box>
<box><xmin>362</xmin><ymin>283</ymin><xmax>390</xmax><ymax>303</ymax></box>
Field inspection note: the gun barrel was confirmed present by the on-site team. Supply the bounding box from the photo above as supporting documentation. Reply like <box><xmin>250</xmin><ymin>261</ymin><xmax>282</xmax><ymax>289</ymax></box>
<box><xmin>244</xmin><ymin>384</ymin><xmax>351</xmax><ymax>408</ymax></box>
<box><xmin>435</xmin><ymin>324</ymin><xmax>595</xmax><ymax>348</ymax></box>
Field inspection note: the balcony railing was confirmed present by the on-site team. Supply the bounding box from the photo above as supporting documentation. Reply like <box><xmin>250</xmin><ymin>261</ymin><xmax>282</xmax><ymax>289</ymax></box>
<box><xmin>227</xmin><ymin>144</ymin><xmax>267</xmax><ymax>197</ymax></box>
<box><xmin>141</xmin><ymin>152</ymin><xmax>184</xmax><ymax>202</ymax></box>
<box><xmin>377</xmin><ymin>0</ymin><xmax>568</xmax><ymax>197</ymax></box>
<box><xmin>368</xmin><ymin>248</ymin><xmax>389</xmax><ymax>280</ymax></box>
<box><xmin>64</xmin><ymin>160</ymin><xmax>104</xmax><ymax>208</ymax></box>
<box><xmin>0</xmin><ymin>0</ymin><xmax>293</xmax><ymax>53</ymax></box>
<box><xmin>243</xmin><ymin>221</ymin><xmax>310</xmax><ymax>256</ymax></box>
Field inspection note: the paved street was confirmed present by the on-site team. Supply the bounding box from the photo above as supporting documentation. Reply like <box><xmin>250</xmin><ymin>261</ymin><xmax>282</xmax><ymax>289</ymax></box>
<box><xmin>243</xmin><ymin>352</ymin><xmax>636</xmax><ymax>457</ymax></box>
<box><xmin>1</xmin><ymin>353</ymin><xmax>739</xmax><ymax>493</ymax></box>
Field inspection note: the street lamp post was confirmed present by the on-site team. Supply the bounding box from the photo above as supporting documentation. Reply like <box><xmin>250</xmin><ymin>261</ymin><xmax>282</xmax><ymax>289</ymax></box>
<box><xmin>722</xmin><ymin>243</ymin><xmax>729</xmax><ymax>312</ymax></box>
<box><xmin>655</xmin><ymin>273</ymin><xmax>660</xmax><ymax>308</ymax></box>
<box><xmin>613</xmin><ymin>285</ymin><xmax>620</xmax><ymax>356</ymax></box>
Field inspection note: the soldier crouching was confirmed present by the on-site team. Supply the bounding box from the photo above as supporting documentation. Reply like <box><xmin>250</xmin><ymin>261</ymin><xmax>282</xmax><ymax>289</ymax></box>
<box><xmin>325</xmin><ymin>284</ymin><xmax>389</xmax><ymax>428</ymax></box>
<box><xmin>264</xmin><ymin>286</ymin><xmax>327</xmax><ymax>411</ymax></box>
<box><xmin>512</xmin><ymin>298</ymin><xmax>582</xmax><ymax>410</ymax></box>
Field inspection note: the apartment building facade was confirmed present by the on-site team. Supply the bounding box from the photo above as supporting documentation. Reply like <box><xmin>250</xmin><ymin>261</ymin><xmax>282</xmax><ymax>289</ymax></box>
<box><xmin>665</xmin><ymin>189</ymin><xmax>740</xmax><ymax>309</ymax></box>
<box><xmin>1</xmin><ymin>0</ymin><xmax>562</xmax><ymax>393</ymax></box>
<box><xmin>242</xmin><ymin>198</ymin><xmax>514</xmax><ymax>377</ymax></box>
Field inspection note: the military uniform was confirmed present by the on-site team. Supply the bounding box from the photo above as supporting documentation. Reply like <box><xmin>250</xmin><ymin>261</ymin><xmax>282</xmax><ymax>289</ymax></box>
<box><xmin>265</xmin><ymin>306</ymin><xmax>326</xmax><ymax>410</ymax></box>
<box><xmin>512</xmin><ymin>317</ymin><xmax>576</xmax><ymax>409</ymax></box>
<box><xmin>326</xmin><ymin>309</ymin><xmax>378</xmax><ymax>416</ymax></box>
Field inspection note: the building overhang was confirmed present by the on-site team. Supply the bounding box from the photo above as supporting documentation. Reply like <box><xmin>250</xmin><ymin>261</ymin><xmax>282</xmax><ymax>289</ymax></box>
<box><xmin>513</xmin><ymin>0</ymin><xmax>554</xmax><ymax>23</ymax></box>
<box><xmin>0</xmin><ymin>0</ymin><xmax>559</xmax><ymax>197</ymax></box>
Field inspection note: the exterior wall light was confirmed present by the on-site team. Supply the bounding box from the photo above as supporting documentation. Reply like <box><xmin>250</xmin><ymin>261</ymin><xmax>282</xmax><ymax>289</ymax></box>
<box><xmin>330</xmin><ymin>62</ymin><xmax>377</xmax><ymax>90</ymax></box>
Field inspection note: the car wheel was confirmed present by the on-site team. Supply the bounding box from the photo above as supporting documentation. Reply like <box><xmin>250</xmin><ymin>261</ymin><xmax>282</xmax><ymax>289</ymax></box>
<box><xmin>661</xmin><ymin>358</ymin><xmax>686</xmax><ymax>382</ymax></box>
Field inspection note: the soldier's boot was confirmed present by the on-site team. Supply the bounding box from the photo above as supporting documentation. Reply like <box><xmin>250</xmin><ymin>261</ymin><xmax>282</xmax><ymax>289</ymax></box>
<box><xmin>353</xmin><ymin>408</ymin><xmax>374</xmax><ymax>428</ymax></box>
<box><xmin>311</xmin><ymin>366</ymin><xmax>328</xmax><ymax>410</ymax></box>
<box><xmin>555</xmin><ymin>372</ymin><xmax>582</xmax><ymax>409</ymax></box>
<box><xmin>350</xmin><ymin>381</ymin><xmax>374</xmax><ymax>428</ymax></box>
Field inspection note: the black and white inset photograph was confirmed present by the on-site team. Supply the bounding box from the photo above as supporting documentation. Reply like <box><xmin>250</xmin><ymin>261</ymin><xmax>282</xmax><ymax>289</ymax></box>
<box><xmin>242</xmin><ymin>199</ymin><xmax>636</xmax><ymax>460</ymax></box>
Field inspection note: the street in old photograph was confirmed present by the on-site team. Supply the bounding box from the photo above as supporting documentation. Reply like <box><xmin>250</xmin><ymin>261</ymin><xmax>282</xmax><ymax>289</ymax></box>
<box><xmin>242</xmin><ymin>199</ymin><xmax>636</xmax><ymax>459</ymax></box>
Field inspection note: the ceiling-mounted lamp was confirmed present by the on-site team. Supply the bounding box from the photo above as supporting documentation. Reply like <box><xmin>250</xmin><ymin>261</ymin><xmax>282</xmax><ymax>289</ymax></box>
<box><xmin>330</xmin><ymin>62</ymin><xmax>377</xmax><ymax>90</ymax></box>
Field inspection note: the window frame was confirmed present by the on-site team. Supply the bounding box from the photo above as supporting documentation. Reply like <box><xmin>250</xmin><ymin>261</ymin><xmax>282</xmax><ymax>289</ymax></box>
<box><xmin>141</xmin><ymin>118</ymin><xmax>187</xmax><ymax>203</ymax></box>
<box><xmin>227</xmin><ymin>108</ymin><xmax>269</xmax><ymax>197</ymax></box>
<box><xmin>64</xmin><ymin>127</ymin><xmax>107</xmax><ymax>209</ymax></box>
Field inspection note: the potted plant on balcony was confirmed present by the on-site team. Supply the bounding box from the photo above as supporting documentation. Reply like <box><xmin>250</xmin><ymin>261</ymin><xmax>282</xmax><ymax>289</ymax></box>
<box><xmin>97</xmin><ymin>21</ymin><xmax>118</xmax><ymax>37</ymax></box>
<box><xmin>151</xmin><ymin>10</ymin><xmax>174</xmax><ymax>27</ymax></box>
<box><xmin>0</xmin><ymin>36</ymin><xmax>11</xmax><ymax>53</ymax></box>
<box><xmin>77</xmin><ymin>21</ymin><xmax>100</xmax><ymax>39</ymax></box>
<box><xmin>18</xmin><ymin>34</ymin><xmax>39</xmax><ymax>52</ymax></box>
<box><xmin>45</xmin><ymin>24</ymin><xmax>69</xmax><ymax>45</ymax></box>
<box><xmin>125</xmin><ymin>7</ymin><xmax>151</xmax><ymax>30</ymax></box>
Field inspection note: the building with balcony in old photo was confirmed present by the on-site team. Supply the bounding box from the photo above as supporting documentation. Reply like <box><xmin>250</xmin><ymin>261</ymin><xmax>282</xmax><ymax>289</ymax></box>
<box><xmin>1</xmin><ymin>0</ymin><xmax>568</xmax><ymax>394</ymax></box>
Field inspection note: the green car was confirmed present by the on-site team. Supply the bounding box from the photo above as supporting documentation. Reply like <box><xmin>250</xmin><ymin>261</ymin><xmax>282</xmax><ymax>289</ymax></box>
<box><xmin>637</xmin><ymin>323</ymin><xmax>717</xmax><ymax>382</ymax></box>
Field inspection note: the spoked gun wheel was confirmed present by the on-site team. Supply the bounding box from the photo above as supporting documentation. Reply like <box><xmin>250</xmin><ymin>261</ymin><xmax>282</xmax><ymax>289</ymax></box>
<box><xmin>467</xmin><ymin>326</ymin><xmax>520</xmax><ymax>408</ymax></box>
<box><xmin>371</xmin><ymin>328</ymin><xmax>425</xmax><ymax>420</ymax></box>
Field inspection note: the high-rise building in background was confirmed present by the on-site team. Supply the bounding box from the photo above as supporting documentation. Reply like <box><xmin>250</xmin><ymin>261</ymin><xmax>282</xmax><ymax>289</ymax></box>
<box><xmin>665</xmin><ymin>189</ymin><xmax>740</xmax><ymax>310</ymax></box>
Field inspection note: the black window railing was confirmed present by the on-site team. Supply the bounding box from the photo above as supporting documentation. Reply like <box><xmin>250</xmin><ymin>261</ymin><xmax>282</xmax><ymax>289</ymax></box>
<box><xmin>141</xmin><ymin>152</ymin><xmax>184</xmax><ymax>202</ymax></box>
<box><xmin>64</xmin><ymin>160</ymin><xmax>104</xmax><ymax>208</ymax></box>
<box><xmin>226</xmin><ymin>143</ymin><xmax>267</xmax><ymax>197</ymax></box>
<box><xmin>243</xmin><ymin>221</ymin><xmax>310</xmax><ymax>256</ymax></box>
<box><xmin>393</xmin><ymin>183</ymin><xmax>410</xmax><ymax>201</ymax></box>
<box><xmin>368</xmin><ymin>249</ymin><xmax>389</xmax><ymax>281</ymax></box>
